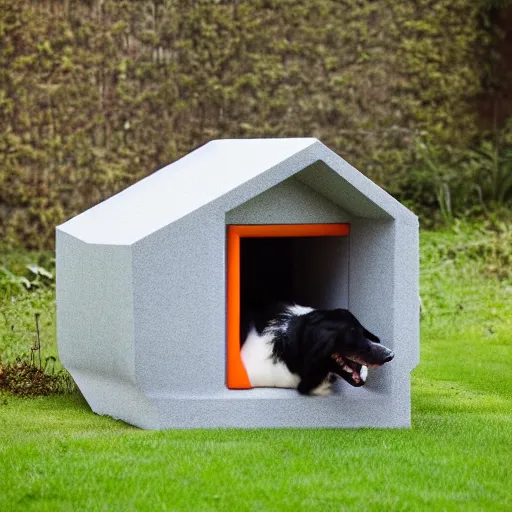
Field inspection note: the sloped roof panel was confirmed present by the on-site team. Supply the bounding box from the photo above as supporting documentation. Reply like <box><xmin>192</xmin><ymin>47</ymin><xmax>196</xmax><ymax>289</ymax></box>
<box><xmin>58</xmin><ymin>138</ymin><xmax>317</xmax><ymax>245</ymax></box>
<box><xmin>57</xmin><ymin>138</ymin><xmax>416</xmax><ymax>245</ymax></box>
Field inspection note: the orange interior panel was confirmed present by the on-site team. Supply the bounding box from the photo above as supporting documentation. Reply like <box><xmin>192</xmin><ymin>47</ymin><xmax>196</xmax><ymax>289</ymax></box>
<box><xmin>226</xmin><ymin>223</ymin><xmax>351</xmax><ymax>389</ymax></box>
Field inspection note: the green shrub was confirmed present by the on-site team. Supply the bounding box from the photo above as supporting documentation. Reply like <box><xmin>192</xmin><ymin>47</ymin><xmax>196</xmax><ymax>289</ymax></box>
<box><xmin>400</xmin><ymin>119</ymin><xmax>512</xmax><ymax>225</ymax></box>
<box><xmin>0</xmin><ymin>0</ymin><xmax>501</xmax><ymax>248</ymax></box>
<box><xmin>0</xmin><ymin>251</ymin><xmax>55</xmax><ymax>359</ymax></box>
<box><xmin>465</xmin><ymin>120</ymin><xmax>512</xmax><ymax>206</ymax></box>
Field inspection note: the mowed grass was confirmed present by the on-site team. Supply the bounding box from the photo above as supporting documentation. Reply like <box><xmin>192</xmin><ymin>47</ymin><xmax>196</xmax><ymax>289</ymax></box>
<box><xmin>1</xmin><ymin>226</ymin><xmax>512</xmax><ymax>511</ymax></box>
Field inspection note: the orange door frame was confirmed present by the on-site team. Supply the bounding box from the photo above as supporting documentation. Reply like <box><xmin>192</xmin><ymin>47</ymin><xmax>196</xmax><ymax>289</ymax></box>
<box><xmin>226</xmin><ymin>223</ymin><xmax>351</xmax><ymax>389</ymax></box>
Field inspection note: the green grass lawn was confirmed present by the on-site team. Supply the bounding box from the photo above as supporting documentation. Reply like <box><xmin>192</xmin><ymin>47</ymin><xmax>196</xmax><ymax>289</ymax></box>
<box><xmin>1</xmin><ymin>224</ymin><xmax>512</xmax><ymax>511</ymax></box>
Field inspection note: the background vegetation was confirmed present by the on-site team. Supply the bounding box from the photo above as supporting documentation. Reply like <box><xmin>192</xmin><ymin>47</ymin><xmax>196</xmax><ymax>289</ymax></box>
<box><xmin>2</xmin><ymin>0</ymin><xmax>512</xmax><ymax>248</ymax></box>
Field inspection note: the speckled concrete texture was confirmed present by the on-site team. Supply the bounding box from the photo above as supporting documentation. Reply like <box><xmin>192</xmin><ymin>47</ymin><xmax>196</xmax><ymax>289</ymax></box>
<box><xmin>57</xmin><ymin>138</ymin><xmax>419</xmax><ymax>429</ymax></box>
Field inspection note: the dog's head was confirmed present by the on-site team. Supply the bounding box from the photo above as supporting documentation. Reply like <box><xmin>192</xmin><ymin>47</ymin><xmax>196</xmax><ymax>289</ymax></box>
<box><xmin>296</xmin><ymin>309</ymin><xmax>394</xmax><ymax>387</ymax></box>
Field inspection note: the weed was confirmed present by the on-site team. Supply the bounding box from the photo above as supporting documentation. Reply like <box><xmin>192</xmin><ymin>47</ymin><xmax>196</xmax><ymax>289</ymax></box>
<box><xmin>0</xmin><ymin>260</ymin><xmax>54</xmax><ymax>300</ymax></box>
<box><xmin>464</xmin><ymin>121</ymin><xmax>512</xmax><ymax>206</ymax></box>
<box><xmin>0</xmin><ymin>359</ymin><xmax>75</xmax><ymax>397</ymax></box>
<box><xmin>0</xmin><ymin>253</ymin><xmax>74</xmax><ymax>395</ymax></box>
<box><xmin>405</xmin><ymin>122</ymin><xmax>512</xmax><ymax>226</ymax></box>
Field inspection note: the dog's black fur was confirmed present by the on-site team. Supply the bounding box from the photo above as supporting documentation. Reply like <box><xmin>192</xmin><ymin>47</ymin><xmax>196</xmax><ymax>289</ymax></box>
<box><xmin>241</xmin><ymin>303</ymin><xmax>394</xmax><ymax>395</ymax></box>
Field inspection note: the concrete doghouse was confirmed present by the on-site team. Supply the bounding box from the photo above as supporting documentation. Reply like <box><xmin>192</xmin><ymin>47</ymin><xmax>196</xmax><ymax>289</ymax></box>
<box><xmin>57</xmin><ymin>138</ymin><xmax>419</xmax><ymax>429</ymax></box>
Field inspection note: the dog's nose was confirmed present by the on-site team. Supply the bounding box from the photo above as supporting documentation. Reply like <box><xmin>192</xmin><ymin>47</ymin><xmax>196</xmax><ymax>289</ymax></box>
<box><xmin>384</xmin><ymin>351</ymin><xmax>394</xmax><ymax>363</ymax></box>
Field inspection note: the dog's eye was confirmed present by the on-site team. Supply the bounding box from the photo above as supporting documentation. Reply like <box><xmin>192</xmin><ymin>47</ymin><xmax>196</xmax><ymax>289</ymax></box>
<box><xmin>349</xmin><ymin>327</ymin><xmax>356</xmax><ymax>334</ymax></box>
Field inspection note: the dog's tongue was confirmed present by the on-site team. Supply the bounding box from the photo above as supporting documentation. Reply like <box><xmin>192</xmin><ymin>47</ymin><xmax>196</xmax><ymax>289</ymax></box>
<box><xmin>334</xmin><ymin>355</ymin><xmax>362</xmax><ymax>384</ymax></box>
<box><xmin>342</xmin><ymin>363</ymin><xmax>360</xmax><ymax>383</ymax></box>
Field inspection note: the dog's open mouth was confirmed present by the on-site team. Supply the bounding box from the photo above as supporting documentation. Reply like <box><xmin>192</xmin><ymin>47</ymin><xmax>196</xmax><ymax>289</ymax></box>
<box><xmin>330</xmin><ymin>353</ymin><xmax>382</xmax><ymax>386</ymax></box>
<box><xmin>331</xmin><ymin>353</ymin><xmax>365</xmax><ymax>385</ymax></box>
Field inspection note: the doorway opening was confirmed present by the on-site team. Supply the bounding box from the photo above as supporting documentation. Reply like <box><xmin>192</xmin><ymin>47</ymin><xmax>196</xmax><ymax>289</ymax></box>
<box><xmin>226</xmin><ymin>224</ymin><xmax>350</xmax><ymax>389</ymax></box>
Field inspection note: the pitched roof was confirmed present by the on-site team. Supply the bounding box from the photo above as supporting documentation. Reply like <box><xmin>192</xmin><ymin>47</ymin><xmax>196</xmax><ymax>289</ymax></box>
<box><xmin>58</xmin><ymin>138</ymin><xmax>416</xmax><ymax>245</ymax></box>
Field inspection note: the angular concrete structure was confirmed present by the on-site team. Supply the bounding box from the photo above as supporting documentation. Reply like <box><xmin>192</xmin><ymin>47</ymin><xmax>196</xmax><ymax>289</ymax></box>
<box><xmin>57</xmin><ymin>138</ymin><xmax>419</xmax><ymax>429</ymax></box>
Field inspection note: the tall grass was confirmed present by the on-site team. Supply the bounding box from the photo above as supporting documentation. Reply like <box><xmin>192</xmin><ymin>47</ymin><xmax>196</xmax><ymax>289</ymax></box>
<box><xmin>405</xmin><ymin>121</ymin><xmax>512</xmax><ymax>226</ymax></box>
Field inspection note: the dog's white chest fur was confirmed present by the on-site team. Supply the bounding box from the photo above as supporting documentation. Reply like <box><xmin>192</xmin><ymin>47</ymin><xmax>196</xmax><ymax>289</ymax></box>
<box><xmin>241</xmin><ymin>328</ymin><xmax>301</xmax><ymax>389</ymax></box>
<box><xmin>240</xmin><ymin>305</ymin><xmax>333</xmax><ymax>395</ymax></box>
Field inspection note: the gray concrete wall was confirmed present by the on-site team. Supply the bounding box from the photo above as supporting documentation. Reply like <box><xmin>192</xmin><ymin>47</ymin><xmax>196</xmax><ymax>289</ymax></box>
<box><xmin>226</xmin><ymin>176</ymin><xmax>351</xmax><ymax>225</ymax></box>
<box><xmin>57</xmin><ymin>231</ymin><xmax>135</xmax><ymax>385</ymax></box>
<box><xmin>56</xmin><ymin>231</ymin><xmax>160</xmax><ymax>427</ymax></box>
<box><xmin>131</xmin><ymin>205</ymin><xmax>226</xmax><ymax>397</ymax></box>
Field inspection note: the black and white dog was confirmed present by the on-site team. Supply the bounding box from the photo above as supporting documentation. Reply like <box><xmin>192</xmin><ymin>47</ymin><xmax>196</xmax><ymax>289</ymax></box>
<box><xmin>241</xmin><ymin>304</ymin><xmax>394</xmax><ymax>396</ymax></box>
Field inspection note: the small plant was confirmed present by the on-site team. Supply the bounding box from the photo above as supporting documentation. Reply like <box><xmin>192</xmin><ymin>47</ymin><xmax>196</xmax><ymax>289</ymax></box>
<box><xmin>465</xmin><ymin>123</ymin><xmax>512</xmax><ymax>206</ymax></box>
<box><xmin>0</xmin><ymin>358</ymin><xmax>75</xmax><ymax>397</ymax></box>
<box><xmin>30</xmin><ymin>312</ymin><xmax>42</xmax><ymax>369</ymax></box>
<box><xmin>407</xmin><ymin>121</ymin><xmax>512</xmax><ymax>225</ymax></box>
<box><xmin>0</xmin><ymin>267</ymin><xmax>32</xmax><ymax>298</ymax></box>
<box><xmin>407</xmin><ymin>140</ymin><xmax>471</xmax><ymax>226</ymax></box>
<box><xmin>0</xmin><ymin>308</ymin><xmax>76</xmax><ymax>397</ymax></box>
<box><xmin>0</xmin><ymin>261</ymin><xmax>54</xmax><ymax>300</ymax></box>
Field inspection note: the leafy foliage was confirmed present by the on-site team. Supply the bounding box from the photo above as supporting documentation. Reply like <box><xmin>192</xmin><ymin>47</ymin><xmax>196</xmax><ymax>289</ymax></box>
<box><xmin>479</xmin><ymin>0</ymin><xmax>512</xmax><ymax>8</ymax></box>
<box><xmin>465</xmin><ymin>122</ymin><xmax>512</xmax><ymax>205</ymax></box>
<box><xmin>421</xmin><ymin>219</ymin><xmax>512</xmax><ymax>290</ymax></box>
<box><xmin>0</xmin><ymin>263</ymin><xmax>53</xmax><ymax>299</ymax></box>
<box><xmin>402</xmin><ymin>121</ymin><xmax>512</xmax><ymax>224</ymax></box>
<box><xmin>0</xmin><ymin>250</ymin><xmax>65</xmax><ymax>393</ymax></box>
<box><xmin>0</xmin><ymin>0</ymin><xmax>501</xmax><ymax>247</ymax></box>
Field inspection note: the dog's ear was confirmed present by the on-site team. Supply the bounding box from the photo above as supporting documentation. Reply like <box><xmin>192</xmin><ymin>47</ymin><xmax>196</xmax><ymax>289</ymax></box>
<box><xmin>363</xmin><ymin>328</ymin><xmax>380</xmax><ymax>343</ymax></box>
<box><xmin>302</xmin><ymin>310</ymin><xmax>327</xmax><ymax>325</ymax></box>
<box><xmin>299</xmin><ymin>325</ymin><xmax>335</xmax><ymax>378</ymax></box>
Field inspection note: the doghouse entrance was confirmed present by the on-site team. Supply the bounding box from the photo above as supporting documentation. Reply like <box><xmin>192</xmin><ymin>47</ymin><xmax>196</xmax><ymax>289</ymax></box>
<box><xmin>226</xmin><ymin>224</ymin><xmax>350</xmax><ymax>389</ymax></box>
